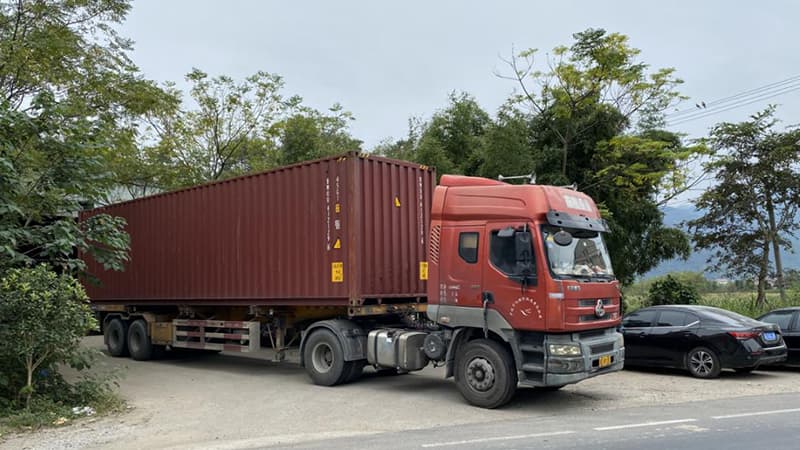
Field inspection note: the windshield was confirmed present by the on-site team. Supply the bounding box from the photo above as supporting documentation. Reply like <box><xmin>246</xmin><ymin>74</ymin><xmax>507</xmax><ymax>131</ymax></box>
<box><xmin>542</xmin><ymin>226</ymin><xmax>614</xmax><ymax>279</ymax></box>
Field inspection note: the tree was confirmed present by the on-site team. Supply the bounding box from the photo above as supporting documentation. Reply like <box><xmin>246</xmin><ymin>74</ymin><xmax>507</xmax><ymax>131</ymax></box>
<box><xmin>0</xmin><ymin>266</ymin><xmax>96</xmax><ymax>409</ymax></box>
<box><xmin>278</xmin><ymin>104</ymin><xmax>362</xmax><ymax>165</ymax></box>
<box><xmin>503</xmin><ymin>28</ymin><xmax>685</xmax><ymax>182</ymax></box>
<box><xmin>689</xmin><ymin>108</ymin><xmax>800</xmax><ymax>304</ymax></box>
<box><xmin>0</xmin><ymin>0</ymin><xmax>170</xmax><ymax>273</ymax></box>
<box><xmin>496</xmin><ymin>29</ymin><xmax>703</xmax><ymax>283</ymax></box>
<box><xmin>646</xmin><ymin>274</ymin><xmax>700</xmax><ymax>306</ymax></box>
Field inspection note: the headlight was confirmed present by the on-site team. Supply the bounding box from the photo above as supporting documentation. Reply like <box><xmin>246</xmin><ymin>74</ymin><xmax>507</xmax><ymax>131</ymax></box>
<box><xmin>549</xmin><ymin>344</ymin><xmax>582</xmax><ymax>356</ymax></box>
<box><xmin>616</xmin><ymin>333</ymin><xmax>625</xmax><ymax>348</ymax></box>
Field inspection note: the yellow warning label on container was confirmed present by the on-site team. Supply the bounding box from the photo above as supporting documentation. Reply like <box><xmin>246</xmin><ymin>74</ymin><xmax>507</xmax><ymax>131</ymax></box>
<box><xmin>419</xmin><ymin>262</ymin><xmax>429</xmax><ymax>280</ymax></box>
<box><xmin>335</xmin><ymin>203</ymin><xmax>341</xmax><ymax>213</ymax></box>
<box><xmin>394</xmin><ymin>197</ymin><xmax>401</xmax><ymax>207</ymax></box>
<box><xmin>331</xmin><ymin>262</ymin><xmax>344</xmax><ymax>283</ymax></box>
<box><xmin>333</xmin><ymin>238</ymin><xmax>341</xmax><ymax>249</ymax></box>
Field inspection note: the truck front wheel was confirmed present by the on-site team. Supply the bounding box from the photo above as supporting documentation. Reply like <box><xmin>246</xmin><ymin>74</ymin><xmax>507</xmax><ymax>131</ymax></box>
<box><xmin>455</xmin><ymin>339</ymin><xmax>518</xmax><ymax>409</ymax></box>
<box><xmin>303</xmin><ymin>329</ymin><xmax>347</xmax><ymax>386</ymax></box>
<box><xmin>105</xmin><ymin>318</ymin><xmax>129</xmax><ymax>357</ymax></box>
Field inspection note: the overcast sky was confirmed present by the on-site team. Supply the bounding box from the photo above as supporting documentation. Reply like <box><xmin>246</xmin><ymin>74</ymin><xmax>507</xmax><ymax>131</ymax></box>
<box><xmin>121</xmin><ymin>0</ymin><xmax>800</xmax><ymax>154</ymax></box>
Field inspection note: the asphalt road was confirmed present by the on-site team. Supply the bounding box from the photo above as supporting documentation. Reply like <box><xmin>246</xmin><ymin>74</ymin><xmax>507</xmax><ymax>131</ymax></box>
<box><xmin>281</xmin><ymin>392</ymin><xmax>800</xmax><ymax>449</ymax></box>
<box><xmin>2</xmin><ymin>336</ymin><xmax>800</xmax><ymax>449</ymax></box>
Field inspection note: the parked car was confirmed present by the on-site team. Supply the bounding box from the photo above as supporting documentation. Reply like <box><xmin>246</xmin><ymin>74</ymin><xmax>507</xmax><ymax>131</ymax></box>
<box><xmin>621</xmin><ymin>305</ymin><xmax>787</xmax><ymax>378</ymax></box>
<box><xmin>757</xmin><ymin>307</ymin><xmax>800</xmax><ymax>366</ymax></box>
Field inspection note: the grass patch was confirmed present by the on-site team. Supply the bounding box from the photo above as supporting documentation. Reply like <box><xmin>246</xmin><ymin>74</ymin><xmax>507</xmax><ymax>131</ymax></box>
<box><xmin>624</xmin><ymin>289</ymin><xmax>800</xmax><ymax>318</ymax></box>
<box><xmin>0</xmin><ymin>390</ymin><xmax>124</xmax><ymax>434</ymax></box>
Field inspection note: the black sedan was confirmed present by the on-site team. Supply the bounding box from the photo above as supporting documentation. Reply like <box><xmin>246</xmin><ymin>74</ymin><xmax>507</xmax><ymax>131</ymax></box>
<box><xmin>757</xmin><ymin>307</ymin><xmax>800</xmax><ymax>366</ymax></box>
<box><xmin>621</xmin><ymin>305</ymin><xmax>787</xmax><ymax>378</ymax></box>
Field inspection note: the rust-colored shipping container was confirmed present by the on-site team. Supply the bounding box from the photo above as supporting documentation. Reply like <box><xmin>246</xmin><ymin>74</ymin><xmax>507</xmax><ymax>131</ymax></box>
<box><xmin>82</xmin><ymin>153</ymin><xmax>436</xmax><ymax>309</ymax></box>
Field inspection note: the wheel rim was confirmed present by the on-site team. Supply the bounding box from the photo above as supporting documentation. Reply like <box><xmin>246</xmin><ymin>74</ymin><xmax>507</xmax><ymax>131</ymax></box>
<box><xmin>690</xmin><ymin>350</ymin><xmax>714</xmax><ymax>375</ymax></box>
<box><xmin>311</xmin><ymin>342</ymin><xmax>334</xmax><ymax>374</ymax></box>
<box><xmin>466</xmin><ymin>357</ymin><xmax>496</xmax><ymax>392</ymax></box>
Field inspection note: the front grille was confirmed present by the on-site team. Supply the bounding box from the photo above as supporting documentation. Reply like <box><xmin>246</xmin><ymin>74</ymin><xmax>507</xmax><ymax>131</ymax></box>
<box><xmin>578</xmin><ymin>298</ymin><xmax>612</xmax><ymax>307</ymax></box>
<box><xmin>590</xmin><ymin>343</ymin><xmax>614</xmax><ymax>355</ymax></box>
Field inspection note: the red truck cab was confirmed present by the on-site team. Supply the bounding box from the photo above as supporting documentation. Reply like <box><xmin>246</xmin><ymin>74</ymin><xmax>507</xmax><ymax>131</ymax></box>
<box><xmin>427</xmin><ymin>175</ymin><xmax>624</xmax><ymax>401</ymax></box>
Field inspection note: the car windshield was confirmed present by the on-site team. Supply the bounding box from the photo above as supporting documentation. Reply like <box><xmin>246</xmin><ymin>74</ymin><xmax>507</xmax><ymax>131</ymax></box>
<box><xmin>542</xmin><ymin>226</ymin><xmax>614</xmax><ymax>279</ymax></box>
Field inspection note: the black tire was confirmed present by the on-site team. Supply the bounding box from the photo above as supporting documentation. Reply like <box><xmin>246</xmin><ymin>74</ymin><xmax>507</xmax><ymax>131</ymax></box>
<box><xmin>303</xmin><ymin>329</ymin><xmax>347</xmax><ymax>386</ymax></box>
<box><xmin>105</xmin><ymin>318</ymin><xmax>129</xmax><ymax>357</ymax></box>
<box><xmin>536</xmin><ymin>385</ymin><xmax>566</xmax><ymax>392</ymax></box>
<box><xmin>127</xmin><ymin>319</ymin><xmax>154</xmax><ymax>361</ymax></box>
<box><xmin>686</xmin><ymin>346</ymin><xmax>721</xmax><ymax>379</ymax></box>
<box><xmin>455</xmin><ymin>339</ymin><xmax>518</xmax><ymax>409</ymax></box>
<box><xmin>343</xmin><ymin>360</ymin><xmax>366</xmax><ymax>383</ymax></box>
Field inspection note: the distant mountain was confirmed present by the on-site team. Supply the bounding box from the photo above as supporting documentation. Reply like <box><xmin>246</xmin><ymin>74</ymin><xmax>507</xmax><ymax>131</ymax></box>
<box><xmin>641</xmin><ymin>205</ymin><xmax>800</xmax><ymax>279</ymax></box>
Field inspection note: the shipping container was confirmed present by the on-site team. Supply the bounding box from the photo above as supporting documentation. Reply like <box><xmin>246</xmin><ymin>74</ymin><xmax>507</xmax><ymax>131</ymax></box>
<box><xmin>82</xmin><ymin>153</ymin><xmax>436</xmax><ymax>309</ymax></box>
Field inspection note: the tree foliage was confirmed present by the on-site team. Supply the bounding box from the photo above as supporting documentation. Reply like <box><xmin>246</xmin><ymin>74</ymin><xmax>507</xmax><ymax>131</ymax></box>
<box><xmin>646</xmin><ymin>274</ymin><xmax>700</xmax><ymax>306</ymax></box>
<box><xmin>0</xmin><ymin>0</ymin><xmax>169</xmax><ymax>273</ymax></box>
<box><xmin>689</xmin><ymin>107</ymin><xmax>800</xmax><ymax>304</ymax></box>
<box><xmin>0</xmin><ymin>266</ymin><xmax>96</xmax><ymax>409</ymax></box>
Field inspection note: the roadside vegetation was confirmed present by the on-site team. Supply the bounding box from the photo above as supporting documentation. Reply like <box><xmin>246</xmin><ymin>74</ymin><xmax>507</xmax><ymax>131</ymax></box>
<box><xmin>623</xmin><ymin>271</ymin><xmax>800</xmax><ymax>318</ymax></box>
<box><xmin>0</xmin><ymin>267</ymin><xmax>123</xmax><ymax>433</ymax></box>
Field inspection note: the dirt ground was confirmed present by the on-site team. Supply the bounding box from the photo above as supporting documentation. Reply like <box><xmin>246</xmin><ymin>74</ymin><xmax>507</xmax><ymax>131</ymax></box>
<box><xmin>2</xmin><ymin>336</ymin><xmax>799</xmax><ymax>449</ymax></box>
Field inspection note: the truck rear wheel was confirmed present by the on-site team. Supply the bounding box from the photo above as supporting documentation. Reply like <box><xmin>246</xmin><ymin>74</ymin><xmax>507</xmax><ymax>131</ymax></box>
<box><xmin>455</xmin><ymin>339</ymin><xmax>517</xmax><ymax>409</ymax></box>
<box><xmin>127</xmin><ymin>319</ymin><xmax>154</xmax><ymax>361</ymax></box>
<box><xmin>105</xmin><ymin>318</ymin><xmax>129</xmax><ymax>357</ymax></box>
<box><xmin>303</xmin><ymin>329</ymin><xmax>347</xmax><ymax>386</ymax></box>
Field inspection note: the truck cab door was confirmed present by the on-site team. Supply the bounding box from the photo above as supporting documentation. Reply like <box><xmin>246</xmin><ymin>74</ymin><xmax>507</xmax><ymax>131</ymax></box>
<box><xmin>437</xmin><ymin>226</ymin><xmax>484</xmax><ymax>307</ymax></box>
<box><xmin>482</xmin><ymin>223</ymin><xmax>543</xmax><ymax>331</ymax></box>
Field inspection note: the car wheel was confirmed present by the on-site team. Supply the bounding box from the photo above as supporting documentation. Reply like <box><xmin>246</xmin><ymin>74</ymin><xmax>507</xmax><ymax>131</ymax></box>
<box><xmin>455</xmin><ymin>339</ymin><xmax>517</xmax><ymax>409</ymax></box>
<box><xmin>686</xmin><ymin>346</ymin><xmax>721</xmax><ymax>379</ymax></box>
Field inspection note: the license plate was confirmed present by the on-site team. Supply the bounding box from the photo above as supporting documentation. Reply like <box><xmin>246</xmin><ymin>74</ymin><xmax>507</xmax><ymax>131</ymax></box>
<box><xmin>763</xmin><ymin>332</ymin><xmax>777</xmax><ymax>341</ymax></box>
<box><xmin>598</xmin><ymin>354</ymin><xmax>612</xmax><ymax>368</ymax></box>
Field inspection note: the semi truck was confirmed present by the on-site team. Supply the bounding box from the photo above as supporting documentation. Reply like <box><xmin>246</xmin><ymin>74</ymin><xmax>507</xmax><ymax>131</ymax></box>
<box><xmin>81</xmin><ymin>152</ymin><xmax>624</xmax><ymax>408</ymax></box>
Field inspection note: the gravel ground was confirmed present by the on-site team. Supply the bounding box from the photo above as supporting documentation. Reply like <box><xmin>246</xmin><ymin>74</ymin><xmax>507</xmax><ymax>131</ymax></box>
<box><xmin>2</xmin><ymin>336</ymin><xmax>799</xmax><ymax>449</ymax></box>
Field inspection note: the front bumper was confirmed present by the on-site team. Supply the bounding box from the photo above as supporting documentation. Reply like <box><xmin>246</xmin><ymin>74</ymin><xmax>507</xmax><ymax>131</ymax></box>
<box><xmin>514</xmin><ymin>328</ymin><xmax>625</xmax><ymax>387</ymax></box>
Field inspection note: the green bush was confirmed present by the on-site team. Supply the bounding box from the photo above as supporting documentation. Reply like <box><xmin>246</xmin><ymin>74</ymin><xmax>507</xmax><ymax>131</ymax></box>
<box><xmin>0</xmin><ymin>266</ymin><xmax>118</xmax><ymax>422</ymax></box>
<box><xmin>646</xmin><ymin>275</ymin><xmax>701</xmax><ymax>306</ymax></box>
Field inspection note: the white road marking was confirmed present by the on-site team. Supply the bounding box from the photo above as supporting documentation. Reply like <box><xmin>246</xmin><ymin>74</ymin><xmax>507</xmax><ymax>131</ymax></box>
<box><xmin>421</xmin><ymin>430</ymin><xmax>575</xmax><ymax>448</ymax></box>
<box><xmin>711</xmin><ymin>408</ymin><xmax>800</xmax><ymax>420</ymax></box>
<box><xmin>593</xmin><ymin>418</ymin><xmax>697</xmax><ymax>431</ymax></box>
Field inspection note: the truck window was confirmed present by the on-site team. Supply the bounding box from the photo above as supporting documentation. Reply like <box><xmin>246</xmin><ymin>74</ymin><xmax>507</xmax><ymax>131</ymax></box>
<box><xmin>458</xmin><ymin>232</ymin><xmax>479</xmax><ymax>264</ymax></box>
<box><xmin>490</xmin><ymin>230</ymin><xmax>535</xmax><ymax>277</ymax></box>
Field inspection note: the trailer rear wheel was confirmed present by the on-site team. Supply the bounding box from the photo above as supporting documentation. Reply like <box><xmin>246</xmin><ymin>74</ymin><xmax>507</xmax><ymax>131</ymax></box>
<box><xmin>303</xmin><ymin>329</ymin><xmax>347</xmax><ymax>386</ymax></box>
<box><xmin>105</xmin><ymin>318</ymin><xmax>129</xmax><ymax>357</ymax></box>
<box><xmin>455</xmin><ymin>339</ymin><xmax>517</xmax><ymax>409</ymax></box>
<box><xmin>128</xmin><ymin>319</ymin><xmax>154</xmax><ymax>361</ymax></box>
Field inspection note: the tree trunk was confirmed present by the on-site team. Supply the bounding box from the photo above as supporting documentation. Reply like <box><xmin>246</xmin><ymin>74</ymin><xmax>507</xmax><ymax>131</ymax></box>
<box><xmin>755</xmin><ymin>241</ymin><xmax>770</xmax><ymax>307</ymax></box>
<box><xmin>765</xmin><ymin>196</ymin><xmax>786</xmax><ymax>301</ymax></box>
<box><xmin>25</xmin><ymin>357</ymin><xmax>33</xmax><ymax>410</ymax></box>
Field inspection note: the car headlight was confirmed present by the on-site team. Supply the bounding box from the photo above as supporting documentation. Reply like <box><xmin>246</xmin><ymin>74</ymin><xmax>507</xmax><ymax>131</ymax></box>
<box><xmin>549</xmin><ymin>344</ymin><xmax>582</xmax><ymax>356</ymax></box>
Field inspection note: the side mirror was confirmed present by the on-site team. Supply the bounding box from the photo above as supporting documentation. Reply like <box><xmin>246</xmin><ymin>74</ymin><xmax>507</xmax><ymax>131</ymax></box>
<box><xmin>514</xmin><ymin>231</ymin><xmax>536</xmax><ymax>284</ymax></box>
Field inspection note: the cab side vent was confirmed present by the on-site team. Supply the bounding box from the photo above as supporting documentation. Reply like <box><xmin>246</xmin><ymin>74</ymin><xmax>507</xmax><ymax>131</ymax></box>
<box><xmin>429</xmin><ymin>225</ymin><xmax>441</xmax><ymax>264</ymax></box>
